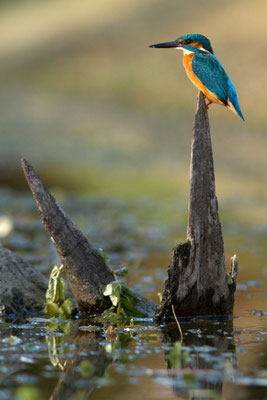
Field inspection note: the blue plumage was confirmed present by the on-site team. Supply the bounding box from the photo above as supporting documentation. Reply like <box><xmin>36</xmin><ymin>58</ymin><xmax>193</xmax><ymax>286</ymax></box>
<box><xmin>150</xmin><ymin>34</ymin><xmax>244</xmax><ymax>121</ymax></box>
<box><xmin>178</xmin><ymin>34</ymin><xmax>214</xmax><ymax>54</ymax></box>
<box><xmin>191</xmin><ymin>50</ymin><xmax>244</xmax><ymax>121</ymax></box>
<box><xmin>227</xmin><ymin>81</ymin><xmax>244</xmax><ymax>121</ymax></box>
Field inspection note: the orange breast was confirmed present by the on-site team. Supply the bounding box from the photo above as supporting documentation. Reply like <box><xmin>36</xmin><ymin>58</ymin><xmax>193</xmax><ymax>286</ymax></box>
<box><xmin>182</xmin><ymin>54</ymin><xmax>224</xmax><ymax>106</ymax></box>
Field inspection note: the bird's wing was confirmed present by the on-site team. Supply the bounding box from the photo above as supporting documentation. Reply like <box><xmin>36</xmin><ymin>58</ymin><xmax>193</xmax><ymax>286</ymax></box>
<box><xmin>192</xmin><ymin>53</ymin><xmax>229</xmax><ymax>103</ymax></box>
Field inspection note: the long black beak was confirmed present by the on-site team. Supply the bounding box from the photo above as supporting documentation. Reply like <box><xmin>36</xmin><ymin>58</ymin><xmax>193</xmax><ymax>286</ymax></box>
<box><xmin>149</xmin><ymin>40</ymin><xmax>180</xmax><ymax>49</ymax></box>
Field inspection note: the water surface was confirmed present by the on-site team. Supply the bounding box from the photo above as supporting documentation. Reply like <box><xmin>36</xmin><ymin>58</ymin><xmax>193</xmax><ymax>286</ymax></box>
<box><xmin>0</xmin><ymin>191</ymin><xmax>266</xmax><ymax>400</ymax></box>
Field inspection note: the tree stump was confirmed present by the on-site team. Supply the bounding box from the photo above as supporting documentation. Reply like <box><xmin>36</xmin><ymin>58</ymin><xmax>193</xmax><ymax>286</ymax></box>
<box><xmin>156</xmin><ymin>93</ymin><xmax>237</xmax><ymax>320</ymax></box>
<box><xmin>21</xmin><ymin>159</ymin><xmax>114</xmax><ymax>317</ymax></box>
<box><xmin>21</xmin><ymin>159</ymin><xmax>156</xmax><ymax>318</ymax></box>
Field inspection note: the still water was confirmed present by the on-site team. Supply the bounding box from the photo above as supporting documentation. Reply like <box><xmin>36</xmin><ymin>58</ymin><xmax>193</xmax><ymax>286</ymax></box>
<box><xmin>0</xmin><ymin>191</ymin><xmax>266</xmax><ymax>400</ymax></box>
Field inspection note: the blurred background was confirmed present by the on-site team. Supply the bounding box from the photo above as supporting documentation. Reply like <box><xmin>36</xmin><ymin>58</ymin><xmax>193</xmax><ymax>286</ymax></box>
<box><xmin>0</xmin><ymin>0</ymin><xmax>266</xmax><ymax>234</ymax></box>
<box><xmin>0</xmin><ymin>3</ymin><xmax>266</xmax><ymax>398</ymax></box>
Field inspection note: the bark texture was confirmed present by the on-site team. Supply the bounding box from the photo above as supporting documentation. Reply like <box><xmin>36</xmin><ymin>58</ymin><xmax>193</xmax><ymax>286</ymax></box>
<box><xmin>0</xmin><ymin>242</ymin><xmax>47</xmax><ymax>317</ymax></box>
<box><xmin>21</xmin><ymin>159</ymin><xmax>156</xmax><ymax>318</ymax></box>
<box><xmin>21</xmin><ymin>158</ymin><xmax>114</xmax><ymax>317</ymax></box>
<box><xmin>156</xmin><ymin>93</ymin><xmax>237</xmax><ymax>320</ymax></box>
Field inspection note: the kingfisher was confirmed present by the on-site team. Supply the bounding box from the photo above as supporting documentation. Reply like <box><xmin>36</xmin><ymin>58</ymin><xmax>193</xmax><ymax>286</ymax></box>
<box><xmin>149</xmin><ymin>34</ymin><xmax>244</xmax><ymax>121</ymax></box>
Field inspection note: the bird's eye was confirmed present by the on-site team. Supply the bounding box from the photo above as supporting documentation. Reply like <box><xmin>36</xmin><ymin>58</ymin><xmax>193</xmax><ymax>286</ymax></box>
<box><xmin>184</xmin><ymin>39</ymin><xmax>192</xmax><ymax>44</ymax></box>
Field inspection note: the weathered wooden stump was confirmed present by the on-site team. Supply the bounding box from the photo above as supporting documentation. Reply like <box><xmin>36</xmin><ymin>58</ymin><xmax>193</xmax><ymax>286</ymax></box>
<box><xmin>156</xmin><ymin>93</ymin><xmax>237</xmax><ymax>320</ymax></box>
<box><xmin>1</xmin><ymin>93</ymin><xmax>237</xmax><ymax>321</ymax></box>
<box><xmin>21</xmin><ymin>159</ymin><xmax>156</xmax><ymax>318</ymax></box>
<box><xmin>21</xmin><ymin>159</ymin><xmax>114</xmax><ymax>317</ymax></box>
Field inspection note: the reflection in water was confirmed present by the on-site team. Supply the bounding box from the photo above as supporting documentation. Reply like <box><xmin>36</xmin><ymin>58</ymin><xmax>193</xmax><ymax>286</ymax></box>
<box><xmin>48</xmin><ymin>319</ymin><xmax>239</xmax><ymax>400</ymax></box>
<box><xmin>50</xmin><ymin>330</ymin><xmax>112</xmax><ymax>400</ymax></box>
<box><xmin>0</xmin><ymin>307</ymin><xmax>266</xmax><ymax>399</ymax></box>
<box><xmin>160</xmin><ymin>319</ymin><xmax>236</xmax><ymax>399</ymax></box>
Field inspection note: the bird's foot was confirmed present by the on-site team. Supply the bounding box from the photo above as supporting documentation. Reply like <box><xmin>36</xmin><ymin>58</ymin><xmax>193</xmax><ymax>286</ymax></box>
<box><xmin>205</xmin><ymin>100</ymin><xmax>213</xmax><ymax>109</ymax></box>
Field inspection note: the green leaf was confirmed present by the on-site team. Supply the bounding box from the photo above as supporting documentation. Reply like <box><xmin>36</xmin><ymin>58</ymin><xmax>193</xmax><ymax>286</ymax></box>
<box><xmin>79</xmin><ymin>360</ymin><xmax>94</xmax><ymax>377</ymax></box>
<box><xmin>55</xmin><ymin>277</ymin><xmax>66</xmax><ymax>304</ymax></box>
<box><xmin>60</xmin><ymin>298</ymin><xmax>72</xmax><ymax>317</ymax></box>
<box><xmin>98</xmin><ymin>248</ymin><xmax>111</xmax><ymax>265</ymax></box>
<box><xmin>46</xmin><ymin>266</ymin><xmax>59</xmax><ymax>302</ymax></box>
<box><xmin>169</xmin><ymin>341</ymin><xmax>182</xmax><ymax>369</ymax></box>
<box><xmin>45</xmin><ymin>265</ymin><xmax>72</xmax><ymax>319</ymax></box>
<box><xmin>16</xmin><ymin>386</ymin><xmax>40</xmax><ymax>400</ymax></box>
<box><xmin>103</xmin><ymin>282</ymin><xmax>122</xmax><ymax>306</ymax></box>
<box><xmin>103</xmin><ymin>282</ymin><xmax>147</xmax><ymax>319</ymax></box>
<box><xmin>75</xmin><ymin>390</ymin><xmax>87</xmax><ymax>400</ymax></box>
<box><xmin>45</xmin><ymin>301</ymin><xmax>60</xmax><ymax>317</ymax></box>
<box><xmin>98</xmin><ymin>248</ymin><xmax>116</xmax><ymax>279</ymax></box>
<box><xmin>113</xmin><ymin>266</ymin><xmax>128</xmax><ymax>277</ymax></box>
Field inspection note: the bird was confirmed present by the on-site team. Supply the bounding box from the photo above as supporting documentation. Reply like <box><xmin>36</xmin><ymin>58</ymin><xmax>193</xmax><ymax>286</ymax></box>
<box><xmin>149</xmin><ymin>34</ymin><xmax>244</xmax><ymax>121</ymax></box>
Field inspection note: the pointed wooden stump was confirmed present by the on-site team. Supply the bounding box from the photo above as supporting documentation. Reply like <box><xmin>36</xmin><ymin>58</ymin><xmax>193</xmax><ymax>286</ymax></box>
<box><xmin>21</xmin><ymin>159</ymin><xmax>156</xmax><ymax>318</ymax></box>
<box><xmin>156</xmin><ymin>93</ymin><xmax>237</xmax><ymax>320</ymax></box>
<box><xmin>21</xmin><ymin>159</ymin><xmax>114</xmax><ymax>317</ymax></box>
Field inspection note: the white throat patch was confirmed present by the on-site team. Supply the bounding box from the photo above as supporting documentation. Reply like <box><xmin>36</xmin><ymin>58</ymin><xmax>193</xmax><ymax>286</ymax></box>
<box><xmin>176</xmin><ymin>46</ymin><xmax>209</xmax><ymax>54</ymax></box>
<box><xmin>176</xmin><ymin>47</ymin><xmax>193</xmax><ymax>55</ymax></box>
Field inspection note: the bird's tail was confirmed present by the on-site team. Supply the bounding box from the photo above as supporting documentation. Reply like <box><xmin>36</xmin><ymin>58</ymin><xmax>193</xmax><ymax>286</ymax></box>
<box><xmin>228</xmin><ymin>85</ymin><xmax>245</xmax><ymax>121</ymax></box>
